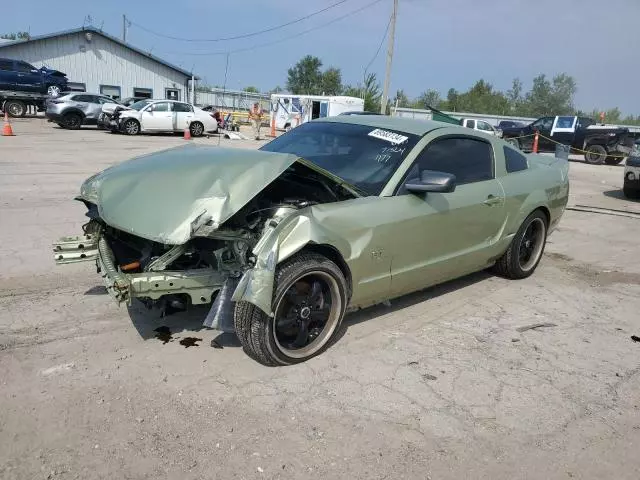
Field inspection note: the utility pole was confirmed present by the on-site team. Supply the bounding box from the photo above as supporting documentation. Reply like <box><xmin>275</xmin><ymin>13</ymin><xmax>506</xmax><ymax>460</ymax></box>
<box><xmin>380</xmin><ymin>0</ymin><xmax>397</xmax><ymax>115</ymax></box>
<box><xmin>122</xmin><ymin>14</ymin><xmax>127</xmax><ymax>42</ymax></box>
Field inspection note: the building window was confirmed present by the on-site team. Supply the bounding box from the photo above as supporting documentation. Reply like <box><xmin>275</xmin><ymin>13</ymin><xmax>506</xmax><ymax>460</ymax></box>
<box><xmin>133</xmin><ymin>88</ymin><xmax>153</xmax><ymax>99</ymax></box>
<box><xmin>67</xmin><ymin>82</ymin><xmax>86</xmax><ymax>92</ymax></box>
<box><xmin>165</xmin><ymin>88</ymin><xmax>180</xmax><ymax>101</ymax></box>
<box><xmin>100</xmin><ymin>85</ymin><xmax>121</xmax><ymax>100</ymax></box>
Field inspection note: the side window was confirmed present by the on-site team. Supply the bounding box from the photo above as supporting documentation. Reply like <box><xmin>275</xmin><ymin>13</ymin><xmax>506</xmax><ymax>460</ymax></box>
<box><xmin>150</xmin><ymin>102</ymin><xmax>170</xmax><ymax>112</ymax></box>
<box><xmin>14</xmin><ymin>61</ymin><xmax>35</xmax><ymax>72</ymax></box>
<box><xmin>0</xmin><ymin>59</ymin><xmax>13</xmax><ymax>71</ymax></box>
<box><xmin>72</xmin><ymin>94</ymin><xmax>92</xmax><ymax>103</ymax></box>
<box><xmin>532</xmin><ymin>117</ymin><xmax>553</xmax><ymax>131</ymax></box>
<box><xmin>413</xmin><ymin>137</ymin><xmax>494</xmax><ymax>185</ymax></box>
<box><xmin>503</xmin><ymin>146</ymin><xmax>528</xmax><ymax>173</ymax></box>
<box><xmin>477</xmin><ymin>121</ymin><xmax>493</xmax><ymax>131</ymax></box>
<box><xmin>464</xmin><ymin>119</ymin><xmax>476</xmax><ymax>129</ymax></box>
<box><xmin>172</xmin><ymin>102</ymin><xmax>192</xmax><ymax>112</ymax></box>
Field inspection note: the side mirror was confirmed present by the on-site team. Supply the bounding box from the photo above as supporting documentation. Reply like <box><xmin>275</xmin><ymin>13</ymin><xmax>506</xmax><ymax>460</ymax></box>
<box><xmin>405</xmin><ymin>170</ymin><xmax>456</xmax><ymax>194</ymax></box>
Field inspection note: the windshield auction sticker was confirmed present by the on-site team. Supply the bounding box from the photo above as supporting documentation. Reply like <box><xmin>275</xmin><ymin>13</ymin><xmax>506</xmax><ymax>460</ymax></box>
<box><xmin>368</xmin><ymin>129</ymin><xmax>409</xmax><ymax>145</ymax></box>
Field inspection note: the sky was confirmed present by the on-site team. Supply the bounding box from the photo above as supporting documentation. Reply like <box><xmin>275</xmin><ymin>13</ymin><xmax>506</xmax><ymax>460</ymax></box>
<box><xmin>5</xmin><ymin>0</ymin><xmax>640</xmax><ymax>115</ymax></box>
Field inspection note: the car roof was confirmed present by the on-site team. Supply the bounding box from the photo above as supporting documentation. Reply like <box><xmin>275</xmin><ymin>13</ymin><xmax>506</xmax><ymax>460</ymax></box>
<box><xmin>312</xmin><ymin>114</ymin><xmax>450</xmax><ymax>136</ymax></box>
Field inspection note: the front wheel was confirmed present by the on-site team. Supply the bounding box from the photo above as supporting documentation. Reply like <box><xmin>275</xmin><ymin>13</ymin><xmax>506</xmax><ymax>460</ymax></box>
<box><xmin>4</xmin><ymin>100</ymin><xmax>26</xmax><ymax>117</ymax></box>
<box><xmin>62</xmin><ymin>112</ymin><xmax>82</xmax><ymax>130</ymax></box>
<box><xmin>584</xmin><ymin>144</ymin><xmax>607</xmax><ymax>165</ymax></box>
<box><xmin>122</xmin><ymin>119</ymin><xmax>140</xmax><ymax>135</ymax></box>
<box><xmin>234</xmin><ymin>252</ymin><xmax>348</xmax><ymax>366</ymax></box>
<box><xmin>47</xmin><ymin>85</ymin><xmax>61</xmax><ymax>97</ymax></box>
<box><xmin>491</xmin><ymin>210</ymin><xmax>548</xmax><ymax>279</ymax></box>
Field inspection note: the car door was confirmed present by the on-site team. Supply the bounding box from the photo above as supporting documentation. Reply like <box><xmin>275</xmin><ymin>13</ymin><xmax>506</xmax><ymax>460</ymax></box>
<box><xmin>140</xmin><ymin>102</ymin><xmax>173</xmax><ymax>131</ymax></box>
<box><xmin>386</xmin><ymin>135</ymin><xmax>507</xmax><ymax>297</ymax></box>
<box><xmin>13</xmin><ymin>60</ymin><xmax>42</xmax><ymax>92</ymax></box>
<box><xmin>171</xmin><ymin>102</ymin><xmax>195</xmax><ymax>131</ymax></box>
<box><xmin>0</xmin><ymin>59</ymin><xmax>18</xmax><ymax>89</ymax></box>
<box><xmin>549</xmin><ymin>116</ymin><xmax>577</xmax><ymax>149</ymax></box>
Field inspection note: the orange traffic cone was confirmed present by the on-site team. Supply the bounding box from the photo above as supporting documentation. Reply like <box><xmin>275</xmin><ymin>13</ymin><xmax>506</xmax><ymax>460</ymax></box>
<box><xmin>183</xmin><ymin>122</ymin><xmax>191</xmax><ymax>140</ymax></box>
<box><xmin>2</xmin><ymin>111</ymin><xmax>15</xmax><ymax>136</ymax></box>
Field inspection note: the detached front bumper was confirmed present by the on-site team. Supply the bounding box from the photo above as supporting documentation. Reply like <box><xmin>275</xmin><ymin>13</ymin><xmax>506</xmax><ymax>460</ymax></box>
<box><xmin>53</xmin><ymin>233</ymin><xmax>226</xmax><ymax>306</ymax></box>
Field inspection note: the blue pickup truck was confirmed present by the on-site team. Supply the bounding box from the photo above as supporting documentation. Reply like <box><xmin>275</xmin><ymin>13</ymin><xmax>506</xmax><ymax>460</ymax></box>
<box><xmin>0</xmin><ymin>57</ymin><xmax>69</xmax><ymax>116</ymax></box>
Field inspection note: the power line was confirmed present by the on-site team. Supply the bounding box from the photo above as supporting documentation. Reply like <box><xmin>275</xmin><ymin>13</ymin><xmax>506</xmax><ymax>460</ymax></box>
<box><xmin>363</xmin><ymin>15</ymin><xmax>392</xmax><ymax>81</ymax></box>
<box><xmin>129</xmin><ymin>0</ymin><xmax>351</xmax><ymax>43</ymax></box>
<box><xmin>160</xmin><ymin>0</ymin><xmax>386</xmax><ymax>57</ymax></box>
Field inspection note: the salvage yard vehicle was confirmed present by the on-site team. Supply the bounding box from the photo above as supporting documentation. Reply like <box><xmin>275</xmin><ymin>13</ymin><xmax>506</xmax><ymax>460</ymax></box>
<box><xmin>0</xmin><ymin>57</ymin><xmax>68</xmax><ymax>96</ymax></box>
<box><xmin>45</xmin><ymin>92</ymin><xmax>118</xmax><ymax>129</ymax></box>
<box><xmin>623</xmin><ymin>141</ymin><xmax>640</xmax><ymax>199</ymax></box>
<box><xmin>460</xmin><ymin>118</ymin><xmax>502</xmax><ymax>137</ymax></box>
<box><xmin>107</xmin><ymin>99</ymin><xmax>218</xmax><ymax>136</ymax></box>
<box><xmin>53</xmin><ymin>116</ymin><xmax>570</xmax><ymax>366</ymax></box>
<box><xmin>501</xmin><ymin>115</ymin><xmax>636</xmax><ymax>165</ymax></box>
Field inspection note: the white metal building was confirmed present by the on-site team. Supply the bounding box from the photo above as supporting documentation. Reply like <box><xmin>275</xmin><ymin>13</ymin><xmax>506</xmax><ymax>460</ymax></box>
<box><xmin>0</xmin><ymin>26</ymin><xmax>198</xmax><ymax>102</ymax></box>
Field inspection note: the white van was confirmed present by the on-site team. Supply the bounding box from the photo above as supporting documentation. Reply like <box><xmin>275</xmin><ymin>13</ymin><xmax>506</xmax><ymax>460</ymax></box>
<box><xmin>270</xmin><ymin>94</ymin><xmax>364</xmax><ymax>131</ymax></box>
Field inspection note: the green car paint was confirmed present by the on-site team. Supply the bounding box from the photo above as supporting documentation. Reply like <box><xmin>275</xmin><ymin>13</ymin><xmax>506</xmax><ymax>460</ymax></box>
<box><xmin>54</xmin><ymin>116</ymin><xmax>569</xmax><ymax>325</ymax></box>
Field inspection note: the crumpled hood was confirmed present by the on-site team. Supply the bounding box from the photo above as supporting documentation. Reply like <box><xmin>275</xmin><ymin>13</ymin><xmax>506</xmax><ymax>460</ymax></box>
<box><xmin>80</xmin><ymin>144</ymin><xmax>299</xmax><ymax>244</ymax></box>
<box><xmin>40</xmin><ymin>67</ymin><xmax>67</xmax><ymax>77</ymax></box>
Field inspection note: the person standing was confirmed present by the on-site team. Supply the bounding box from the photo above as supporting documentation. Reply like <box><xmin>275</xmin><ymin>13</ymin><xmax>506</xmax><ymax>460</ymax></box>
<box><xmin>248</xmin><ymin>102</ymin><xmax>264</xmax><ymax>140</ymax></box>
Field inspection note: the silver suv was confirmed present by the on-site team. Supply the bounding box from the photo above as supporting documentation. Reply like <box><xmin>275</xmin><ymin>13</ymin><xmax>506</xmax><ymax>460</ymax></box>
<box><xmin>45</xmin><ymin>93</ymin><xmax>120</xmax><ymax>129</ymax></box>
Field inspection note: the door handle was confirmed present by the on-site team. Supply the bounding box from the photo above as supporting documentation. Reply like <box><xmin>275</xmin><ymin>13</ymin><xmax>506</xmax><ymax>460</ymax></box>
<box><xmin>483</xmin><ymin>194</ymin><xmax>503</xmax><ymax>206</ymax></box>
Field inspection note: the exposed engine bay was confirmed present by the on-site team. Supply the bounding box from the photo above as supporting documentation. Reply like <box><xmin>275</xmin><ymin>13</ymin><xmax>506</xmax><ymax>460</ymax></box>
<box><xmin>72</xmin><ymin>162</ymin><xmax>357</xmax><ymax>318</ymax></box>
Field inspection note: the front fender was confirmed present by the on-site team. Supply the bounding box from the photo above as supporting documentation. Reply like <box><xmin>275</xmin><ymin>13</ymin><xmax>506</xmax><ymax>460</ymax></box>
<box><xmin>231</xmin><ymin>210</ymin><xmax>351</xmax><ymax>316</ymax></box>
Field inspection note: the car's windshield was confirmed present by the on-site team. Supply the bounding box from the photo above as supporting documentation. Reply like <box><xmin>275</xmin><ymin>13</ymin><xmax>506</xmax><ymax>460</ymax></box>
<box><xmin>259</xmin><ymin>121</ymin><xmax>420</xmax><ymax>195</ymax></box>
<box><xmin>128</xmin><ymin>100</ymin><xmax>153</xmax><ymax>111</ymax></box>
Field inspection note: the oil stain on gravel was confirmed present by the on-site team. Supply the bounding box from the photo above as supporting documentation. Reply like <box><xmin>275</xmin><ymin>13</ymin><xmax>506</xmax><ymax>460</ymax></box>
<box><xmin>179</xmin><ymin>337</ymin><xmax>202</xmax><ymax>348</ymax></box>
<box><xmin>154</xmin><ymin>326</ymin><xmax>173</xmax><ymax>344</ymax></box>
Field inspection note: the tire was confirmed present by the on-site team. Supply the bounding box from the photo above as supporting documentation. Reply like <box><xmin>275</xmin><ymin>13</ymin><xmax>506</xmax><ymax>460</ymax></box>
<box><xmin>62</xmin><ymin>112</ymin><xmax>83</xmax><ymax>130</ymax></box>
<box><xmin>189</xmin><ymin>121</ymin><xmax>204</xmax><ymax>137</ymax></box>
<box><xmin>46</xmin><ymin>85</ymin><xmax>61</xmax><ymax>97</ymax></box>
<box><xmin>623</xmin><ymin>185</ymin><xmax>640</xmax><ymax>199</ymax></box>
<box><xmin>122</xmin><ymin>119</ymin><xmax>140</xmax><ymax>135</ymax></box>
<box><xmin>605</xmin><ymin>156</ymin><xmax>624</xmax><ymax>165</ymax></box>
<box><xmin>491</xmin><ymin>210</ymin><xmax>548</xmax><ymax>280</ymax></box>
<box><xmin>234</xmin><ymin>252</ymin><xmax>348</xmax><ymax>366</ymax></box>
<box><xmin>4</xmin><ymin>100</ymin><xmax>26</xmax><ymax>117</ymax></box>
<box><xmin>584</xmin><ymin>144</ymin><xmax>607</xmax><ymax>165</ymax></box>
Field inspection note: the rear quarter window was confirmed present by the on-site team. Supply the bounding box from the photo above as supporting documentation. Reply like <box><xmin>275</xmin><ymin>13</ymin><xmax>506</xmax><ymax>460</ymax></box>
<box><xmin>503</xmin><ymin>146</ymin><xmax>528</xmax><ymax>173</ymax></box>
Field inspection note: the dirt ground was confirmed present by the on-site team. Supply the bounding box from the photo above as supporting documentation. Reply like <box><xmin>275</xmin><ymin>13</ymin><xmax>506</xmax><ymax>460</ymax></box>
<box><xmin>1</xmin><ymin>118</ymin><xmax>639</xmax><ymax>480</ymax></box>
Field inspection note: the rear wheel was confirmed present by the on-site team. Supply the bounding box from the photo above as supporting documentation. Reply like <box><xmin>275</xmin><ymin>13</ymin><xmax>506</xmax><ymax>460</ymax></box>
<box><xmin>234</xmin><ymin>252</ymin><xmax>347</xmax><ymax>366</ymax></box>
<box><xmin>62</xmin><ymin>112</ymin><xmax>82</xmax><ymax>129</ymax></box>
<box><xmin>122</xmin><ymin>119</ymin><xmax>140</xmax><ymax>135</ymax></box>
<box><xmin>189</xmin><ymin>121</ymin><xmax>204</xmax><ymax>137</ymax></box>
<box><xmin>492</xmin><ymin>210</ymin><xmax>548</xmax><ymax>279</ymax></box>
<box><xmin>584</xmin><ymin>144</ymin><xmax>607</xmax><ymax>165</ymax></box>
<box><xmin>4</xmin><ymin>100</ymin><xmax>26</xmax><ymax>117</ymax></box>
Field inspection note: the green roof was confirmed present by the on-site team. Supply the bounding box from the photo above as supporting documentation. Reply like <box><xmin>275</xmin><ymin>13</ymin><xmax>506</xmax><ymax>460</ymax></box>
<box><xmin>314</xmin><ymin>114</ymin><xmax>452</xmax><ymax>136</ymax></box>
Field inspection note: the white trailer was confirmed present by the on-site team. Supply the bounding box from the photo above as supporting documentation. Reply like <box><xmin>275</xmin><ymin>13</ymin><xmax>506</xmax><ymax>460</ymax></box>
<box><xmin>269</xmin><ymin>94</ymin><xmax>364</xmax><ymax>131</ymax></box>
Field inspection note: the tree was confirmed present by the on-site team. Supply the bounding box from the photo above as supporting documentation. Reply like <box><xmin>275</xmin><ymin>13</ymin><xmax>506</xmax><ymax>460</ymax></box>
<box><xmin>415</xmin><ymin>89</ymin><xmax>442</xmax><ymax>109</ymax></box>
<box><xmin>243</xmin><ymin>86</ymin><xmax>259</xmax><ymax>93</ymax></box>
<box><xmin>0</xmin><ymin>31</ymin><xmax>30</xmax><ymax>40</ymax></box>
<box><xmin>321</xmin><ymin>67</ymin><xmax>343</xmax><ymax>95</ymax></box>
<box><xmin>286</xmin><ymin>55</ymin><xmax>323</xmax><ymax>94</ymax></box>
<box><xmin>344</xmin><ymin>73</ymin><xmax>382</xmax><ymax>112</ymax></box>
<box><xmin>507</xmin><ymin>78</ymin><xmax>523</xmax><ymax>113</ymax></box>
<box><xmin>523</xmin><ymin>73</ymin><xmax>576</xmax><ymax>116</ymax></box>
<box><xmin>393</xmin><ymin>89</ymin><xmax>411</xmax><ymax>108</ymax></box>
<box><xmin>270</xmin><ymin>85</ymin><xmax>284</xmax><ymax>94</ymax></box>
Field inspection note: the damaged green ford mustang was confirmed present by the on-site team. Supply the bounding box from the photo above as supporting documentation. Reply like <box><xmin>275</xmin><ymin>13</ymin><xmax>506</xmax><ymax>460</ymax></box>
<box><xmin>53</xmin><ymin>116</ymin><xmax>570</xmax><ymax>366</ymax></box>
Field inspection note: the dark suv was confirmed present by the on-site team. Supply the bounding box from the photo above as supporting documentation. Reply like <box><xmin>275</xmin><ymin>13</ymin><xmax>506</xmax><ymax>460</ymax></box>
<box><xmin>0</xmin><ymin>58</ymin><xmax>68</xmax><ymax>96</ymax></box>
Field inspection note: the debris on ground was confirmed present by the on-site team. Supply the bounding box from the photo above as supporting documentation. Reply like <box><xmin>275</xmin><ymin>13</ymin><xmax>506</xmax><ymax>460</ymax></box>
<box><xmin>631</xmin><ymin>335</ymin><xmax>640</xmax><ymax>343</ymax></box>
<box><xmin>516</xmin><ymin>322</ymin><xmax>557</xmax><ymax>333</ymax></box>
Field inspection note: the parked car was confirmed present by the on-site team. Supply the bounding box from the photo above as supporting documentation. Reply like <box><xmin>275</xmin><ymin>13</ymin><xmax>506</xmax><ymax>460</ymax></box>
<box><xmin>501</xmin><ymin>115</ymin><xmax>635</xmax><ymax>165</ymax></box>
<box><xmin>0</xmin><ymin>57</ymin><xmax>68</xmax><ymax>96</ymax></box>
<box><xmin>460</xmin><ymin>118</ymin><xmax>502</xmax><ymax>137</ymax></box>
<box><xmin>53</xmin><ymin>116</ymin><xmax>570</xmax><ymax>366</ymax></box>
<box><xmin>108</xmin><ymin>99</ymin><xmax>218</xmax><ymax>136</ymax></box>
<box><xmin>45</xmin><ymin>92</ymin><xmax>118</xmax><ymax>129</ymax></box>
<box><xmin>623</xmin><ymin>140</ymin><xmax>640</xmax><ymax>199</ymax></box>
<box><xmin>497</xmin><ymin>120</ymin><xmax>525</xmax><ymax>129</ymax></box>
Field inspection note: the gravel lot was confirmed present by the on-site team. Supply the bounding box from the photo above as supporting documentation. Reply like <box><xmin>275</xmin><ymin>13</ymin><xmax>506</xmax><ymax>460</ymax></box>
<box><xmin>1</xmin><ymin>118</ymin><xmax>639</xmax><ymax>480</ymax></box>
